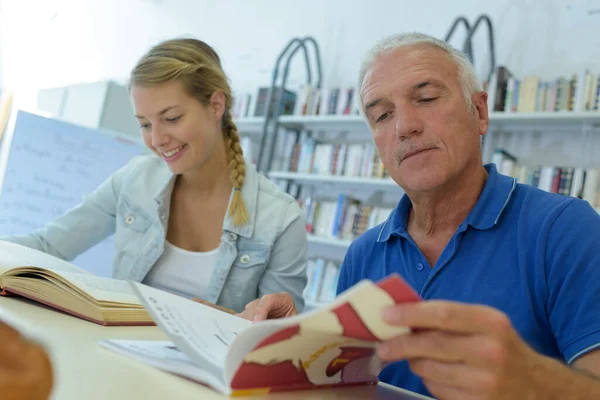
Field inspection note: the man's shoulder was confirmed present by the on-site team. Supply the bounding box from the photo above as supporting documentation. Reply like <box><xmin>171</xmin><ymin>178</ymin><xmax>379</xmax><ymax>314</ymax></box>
<box><xmin>510</xmin><ymin>183</ymin><xmax>600</xmax><ymax>237</ymax></box>
<box><xmin>346</xmin><ymin>220</ymin><xmax>390</xmax><ymax>259</ymax></box>
<box><xmin>513</xmin><ymin>182</ymin><xmax>597</xmax><ymax>220</ymax></box>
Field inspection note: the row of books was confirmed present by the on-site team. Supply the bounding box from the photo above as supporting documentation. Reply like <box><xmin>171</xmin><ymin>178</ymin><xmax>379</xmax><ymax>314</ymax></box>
<box><xmin>299</xmin><ymin>194</ymin><xmax>394</xmax><ymax>241</ymax></box>
<box><xmin>292</xmin><ymin>85</ymin><xmax>359</xmax><ymax>116</ymax></box>
<box><xmin>488</xmin><ymin>66</ymin><xmax>600</xmax><ymax>113</ymax></box>
<box><xmin>273</xmin><ymin>132</ymin><xmax>388</xmax><ymax>178</ymax></box>
<box><xmin>234</xmin><ymin>65</ymin><xmax>600</xmax><ymax>119</ymax></box>
<box><xmin>304</xmin><ymin>258</ymin><xmax>339</xmax><ymax>305</ymax></box>
<box><xmin>231</xmin><ymin>85</ymin><xmax>359</xmax><ymax>119</ymax></box>
<box><xmin>493</xmin><ymin>149</ymin><xmax>600</xmax><ymax>208</ymax></box>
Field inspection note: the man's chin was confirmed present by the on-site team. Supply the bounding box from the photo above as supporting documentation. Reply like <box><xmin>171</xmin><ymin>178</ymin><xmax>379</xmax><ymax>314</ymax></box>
<box><xmin>397</xmin><ymin>173</ymin><xmax>447</xmax><ymax>194</ymax></box>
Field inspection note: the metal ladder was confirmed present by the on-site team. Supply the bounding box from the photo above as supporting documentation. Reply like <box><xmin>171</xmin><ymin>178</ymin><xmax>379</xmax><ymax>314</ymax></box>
<box><xmin>255</xmin><ymin>37</ymin><xmax>323</xmax><ymax>175</ymax></box>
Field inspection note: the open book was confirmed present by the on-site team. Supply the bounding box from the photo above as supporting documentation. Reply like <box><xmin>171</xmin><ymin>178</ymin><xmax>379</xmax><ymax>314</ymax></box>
<box><xmin>0</xmin><ymin>240</ymin><xmax>152</xmax><ymax>326</ymax></box>
<box><xmin>99</xmin><ymin>274</ymin><xmax>421</xmax><ymax>396</ymax></box>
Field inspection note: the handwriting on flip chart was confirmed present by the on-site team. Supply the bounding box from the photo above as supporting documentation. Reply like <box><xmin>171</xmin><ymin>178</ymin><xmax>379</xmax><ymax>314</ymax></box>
<box><xmin>0</xmin><ymin>111</ymin><xmax>146</xmax><ymax>275</ymax></box>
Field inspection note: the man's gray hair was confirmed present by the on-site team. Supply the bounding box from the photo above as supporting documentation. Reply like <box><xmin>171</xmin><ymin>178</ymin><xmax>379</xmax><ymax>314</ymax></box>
<box><xmin>358</xmin><ymin>32</ymin><xmax>482</xmax><ymax>114</ymax></box>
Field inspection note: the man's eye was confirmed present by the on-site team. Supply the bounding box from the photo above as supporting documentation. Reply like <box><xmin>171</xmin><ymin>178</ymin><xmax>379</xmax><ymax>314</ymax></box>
<box><xmin>420</xmin><ymin>97</ymin><xmax>437</xmax><ymax>103</ymax></box>
<box><xmin>376</xmin><ymin>112</ymin><xmax>390</xmax><ymax>123</ymax></box>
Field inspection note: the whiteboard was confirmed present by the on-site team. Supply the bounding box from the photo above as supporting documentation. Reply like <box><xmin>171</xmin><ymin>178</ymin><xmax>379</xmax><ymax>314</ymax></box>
<box><xmin>0</xmin><ymin>110</ymin><xmax>147</xmax><ymax>277</ymax></box>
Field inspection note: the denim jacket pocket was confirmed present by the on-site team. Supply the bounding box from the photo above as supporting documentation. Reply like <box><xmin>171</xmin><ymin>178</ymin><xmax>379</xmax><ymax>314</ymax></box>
<box><xmin>117</xmin><ymin>197</ymin><xmax>152</xmax><ymax>234</ymax></box>
<box><xmin>113</xmin><ymin>197</ymin><xmax>155</xmax><ymax>278</ymax></box>
<box><xmin>232</xmin><ymin>248</ymin><xmax>268</xmax><ymax>269</ymax></box>
<box><xmin>224</xmin><ymin>246</ymin><xmax>269</xmax><ymax>296</ymax></box>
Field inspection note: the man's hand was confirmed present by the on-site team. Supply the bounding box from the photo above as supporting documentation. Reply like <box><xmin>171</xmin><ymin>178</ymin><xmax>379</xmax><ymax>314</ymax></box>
<box><xmin>377</xmin><ymin>301</ymin><xmax>563</xmax><ymax>400</ymax></box>
<box><xmin>237</xmin><ymin>293</ymin><xmax>297</xmax><ymax>321</ymax></box>
<box><xmin>0</xmin><ymin>322</ymin><xmax>54</xmax><ymax>400</ymax></box>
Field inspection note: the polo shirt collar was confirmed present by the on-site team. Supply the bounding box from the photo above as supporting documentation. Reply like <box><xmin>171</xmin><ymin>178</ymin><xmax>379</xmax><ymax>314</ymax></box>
<box><xmin>377</xmin><ymin>163</ymin><xmax>517</xmax><ymax>242</ymax></box>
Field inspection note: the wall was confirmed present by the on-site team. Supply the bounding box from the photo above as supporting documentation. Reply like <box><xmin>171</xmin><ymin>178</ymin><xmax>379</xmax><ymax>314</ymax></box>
<box><xmin>1</xmin><ymin>0</ymin><xmax>599</xmax><ymax>106</ymax></box>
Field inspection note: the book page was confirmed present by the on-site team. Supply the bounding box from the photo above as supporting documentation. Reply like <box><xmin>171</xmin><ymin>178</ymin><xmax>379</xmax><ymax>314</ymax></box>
<box><xmin>131</xmin><ymin>282</ymin><xmax>252</xmax><ymax>379</ymax></box>
<box><xmin>0</xmin><ymin>240</ymin><xmax>89</xmax><ymax>276</ymax></box>
<box><xmin>55</xmin><ymin>272</ymin><xmax>141</xmax><ymax>305</ymax></box>
<box><xmin>98</xmin><ymin>340</ymin><xmax>230</xmax><ymax>395</ymax></box>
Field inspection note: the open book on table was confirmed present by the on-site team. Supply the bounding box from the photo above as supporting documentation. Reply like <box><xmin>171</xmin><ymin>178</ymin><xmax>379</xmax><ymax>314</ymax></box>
<box><xmin>99</xmin><ymin>274</ymin><xmax>421</xmax><ymax>396</ymax></box>
<box><xmin>0</xmin><ymin>240</ymin><xmax>152</xmax><ymax>326</ymax></box>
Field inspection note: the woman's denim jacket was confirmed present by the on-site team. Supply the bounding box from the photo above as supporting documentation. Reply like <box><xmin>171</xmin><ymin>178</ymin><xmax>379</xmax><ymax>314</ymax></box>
<box><xmin>2</xmin><ymin>155</ymin><xmax>307</xmax><ymax>312</ymax></box>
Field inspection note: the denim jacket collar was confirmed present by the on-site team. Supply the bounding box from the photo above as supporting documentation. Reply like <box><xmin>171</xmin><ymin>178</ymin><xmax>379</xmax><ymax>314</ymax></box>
<box><xmin>152</xmin><ymin>161</ymin><xmax>259</xmax><ymax>239</ymax></box>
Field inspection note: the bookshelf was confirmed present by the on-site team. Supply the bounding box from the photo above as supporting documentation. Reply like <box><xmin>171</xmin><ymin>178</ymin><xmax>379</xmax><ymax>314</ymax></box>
<box><xmin>259</xmin><ymin>110</ymin><xmax>600</xmax><ymax>251</ymax></box>
<box><xmin>233</xmin><ymin>116</ymin><xmax>266</xmax><ymax>134</ymax></box>
<box><xmin>235</xmin><ymin>112</ymin><xmax>600</xmax><ymax>134</ymax></box>
<box><xmin>269</xmin><ymin>171</ymin><xmax>400</xmax><ymax>191</ymax></box>
<box><xmin>307</xmin><ymin>234</ymin><xmax>353</xmax><ymax>248</ymax></box>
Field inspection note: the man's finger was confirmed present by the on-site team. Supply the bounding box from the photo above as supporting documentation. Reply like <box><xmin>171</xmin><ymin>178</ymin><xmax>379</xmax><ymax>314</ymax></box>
<box><xmin>408</xmin><ymin>358</ymin><xmax>490</xmax><ymax>390</ymax></box>
<box><xmin>383</xmin><ymin>301</ymin><xmax>512</xmax><ymax>335</ymax></box>
<box><xmin>376</xmin><ymin>330</ymin><xmax>485</xmax><ymax>363</ymax></box>
<box><xmin>422</xmin><ymin>378</ymin><xmax>479</xmax><ymax>400</ymax></box>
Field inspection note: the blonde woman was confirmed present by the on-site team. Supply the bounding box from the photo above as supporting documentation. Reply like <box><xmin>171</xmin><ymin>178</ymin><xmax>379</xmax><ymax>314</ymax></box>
<box><xmin>2</xmin><ymin>38</ymin><xmax>307</xmax><ymax>312</ymax></box>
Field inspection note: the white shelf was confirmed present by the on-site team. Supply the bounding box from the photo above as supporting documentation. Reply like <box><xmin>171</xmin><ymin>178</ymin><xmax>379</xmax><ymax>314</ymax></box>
<box><xmin>488</xmin><ymin>111</ymin><xmax>600</xmax><ymax>130</ymax></box>
<box><xmin>235</xmin><ymin>115</ymin><xmax>369</xmax><ymax>135</ymax></box>
<box><xmin>235</xmin><ymin>112</ymin><xmax>600</xmax><ymax>134</ymax></box>
<box><xmin>278</xmin><ymin>115</ymin><xmax>368</xmax><ymax>132</ymax></box>
<box><xmin>307</xmin><ymin>234</ymin><xmax>353</xmax><ymax>248</ymax></box>
<box><xmin>269</xmin><ymin>171</ymin><xmax>400</xmax><ymax>191</ymax></box>
<box><xmin>233</xmin><ymin>117</ymin><xmax>265</xmax><ymax>134</ymax></box>
<box><xmin>489</xmin><ymin>111</ymin><xmax>600</xmax><ymax>123</ymax></box>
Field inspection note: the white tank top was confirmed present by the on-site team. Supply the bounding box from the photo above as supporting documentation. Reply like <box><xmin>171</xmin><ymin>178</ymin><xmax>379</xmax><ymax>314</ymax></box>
<box><xmin>142</xmin><ymin>241</ymin><xmax>219</xmax><ymax>300</ymax></box>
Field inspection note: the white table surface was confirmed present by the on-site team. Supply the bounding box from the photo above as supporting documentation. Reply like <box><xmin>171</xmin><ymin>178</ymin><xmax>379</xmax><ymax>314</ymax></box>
<box><xmin>0</xmin><ymin>296</ymin><xmax>433</xmax><ymax>400</ymax></box>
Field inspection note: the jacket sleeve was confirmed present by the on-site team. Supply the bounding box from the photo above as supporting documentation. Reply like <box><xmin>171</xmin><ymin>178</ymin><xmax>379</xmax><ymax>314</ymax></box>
<box><xmin>258</xmin><ymin>200</ymin><xmax>308</xmax><ymax>312</ymax></box>
<box><xmin>0</xmin><ymin>160</ymin><xmax>134</xmax><ymax>261</ymax></box>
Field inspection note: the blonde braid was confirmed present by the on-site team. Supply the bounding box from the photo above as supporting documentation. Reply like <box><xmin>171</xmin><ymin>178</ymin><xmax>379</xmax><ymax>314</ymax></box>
<box><xmin>224</xmin><ymin>114</ymin><xmax>248</xmax><ymax>225</ymax></box>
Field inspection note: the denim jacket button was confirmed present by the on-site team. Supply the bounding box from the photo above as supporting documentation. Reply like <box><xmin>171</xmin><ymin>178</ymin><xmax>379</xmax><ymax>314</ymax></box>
<box><xmin>125</xmin><ymin>215</ymin><xmax>135</xmax><ymax>225</ymax></box>
<box><xmin>240</xmin><ymin>254</ymin><xmax>250</xmax><ymax>264</ymax></box>
<box><xmin>229</xmin><ymin>233</ymin><xmax>237</xmax><ymax>241</ymax></box>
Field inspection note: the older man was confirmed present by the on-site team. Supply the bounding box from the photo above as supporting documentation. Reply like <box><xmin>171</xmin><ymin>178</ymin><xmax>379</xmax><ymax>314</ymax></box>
<box><xmin>240</xmin><ymin>32</ymin><xmax>600</xmax><ymax>399</ymax></box>
<box><xmin>0</xmin><ymin>321</ymin><xmax>54</xmax><ymax>400</ymax></box>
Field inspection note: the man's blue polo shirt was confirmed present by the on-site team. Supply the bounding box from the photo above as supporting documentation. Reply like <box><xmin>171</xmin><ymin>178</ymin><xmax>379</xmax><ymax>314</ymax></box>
<box><xmin>337</xmin><ymin>164</ymin><xmax>600</xmax><ymax>397</ymax></box>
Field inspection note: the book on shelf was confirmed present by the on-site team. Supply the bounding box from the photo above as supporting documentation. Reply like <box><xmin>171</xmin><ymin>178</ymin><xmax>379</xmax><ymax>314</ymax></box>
<box><xmin>492</xmin><ymin>149</ymin><xmax>600</xmax><ymax>208</ymax></box>
<box><xmin>0</xmin><ymin>240</ymin><xmax>153</xmax><ymax>326</ymax></box>
<box><xmin>486</xmin><ymin>65</ymin><xmax>600</xmax><ymax>113</ymax></box>
<box><xmin>232</xmin><ymin>87</ymin><xmax>297</xmax><ymax>119</ymax></box>
<box><xmin>99</xmin><ymin>274</ymin><xmax>420</xmax><ymax>396</ymax></box>
<box><xmin>304</xmin><ymin>258</ymin><xmax>340</xmax><ymax>304</ymax></box>
<box><xmin>253</xmin><ymin>87</ymin><xmax>297</xmax><ymax>118</ymax></box>
<box><xmin>300</xmin><ymin>193</ymin><xmax>394</xmax><ymax>242</ymax></box>
<box><xmin>239</xmin><ymin>136</ymin><xmax>258</xmax><ymax>165</ymax></box>
<box><xmin>290</xmin><ymin>85</ymin><xmax>360</xmax><ymax>117</ymax></box>
<box><xmin>274</xmin><ymin>134</ymin><xmax>389</xmax><ymax>180</ymax></box>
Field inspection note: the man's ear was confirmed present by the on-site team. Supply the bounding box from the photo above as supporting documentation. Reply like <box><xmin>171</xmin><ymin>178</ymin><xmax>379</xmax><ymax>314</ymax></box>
<box><xmin>209</xmin><ymin>91</ymin><xmax>226</xmax><ymax>119</ymax></box>
<box><xmin>473</xmin><ymin>91</ymin><xmax>489</xmax><ymax>136</ymax></box>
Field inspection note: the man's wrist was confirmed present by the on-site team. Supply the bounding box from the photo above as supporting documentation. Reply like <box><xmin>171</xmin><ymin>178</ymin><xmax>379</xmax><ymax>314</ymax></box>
<box><xmin>531</xmin><ymin>355</ymin><xmax>600</xmax><ymax>400</ymax></box>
